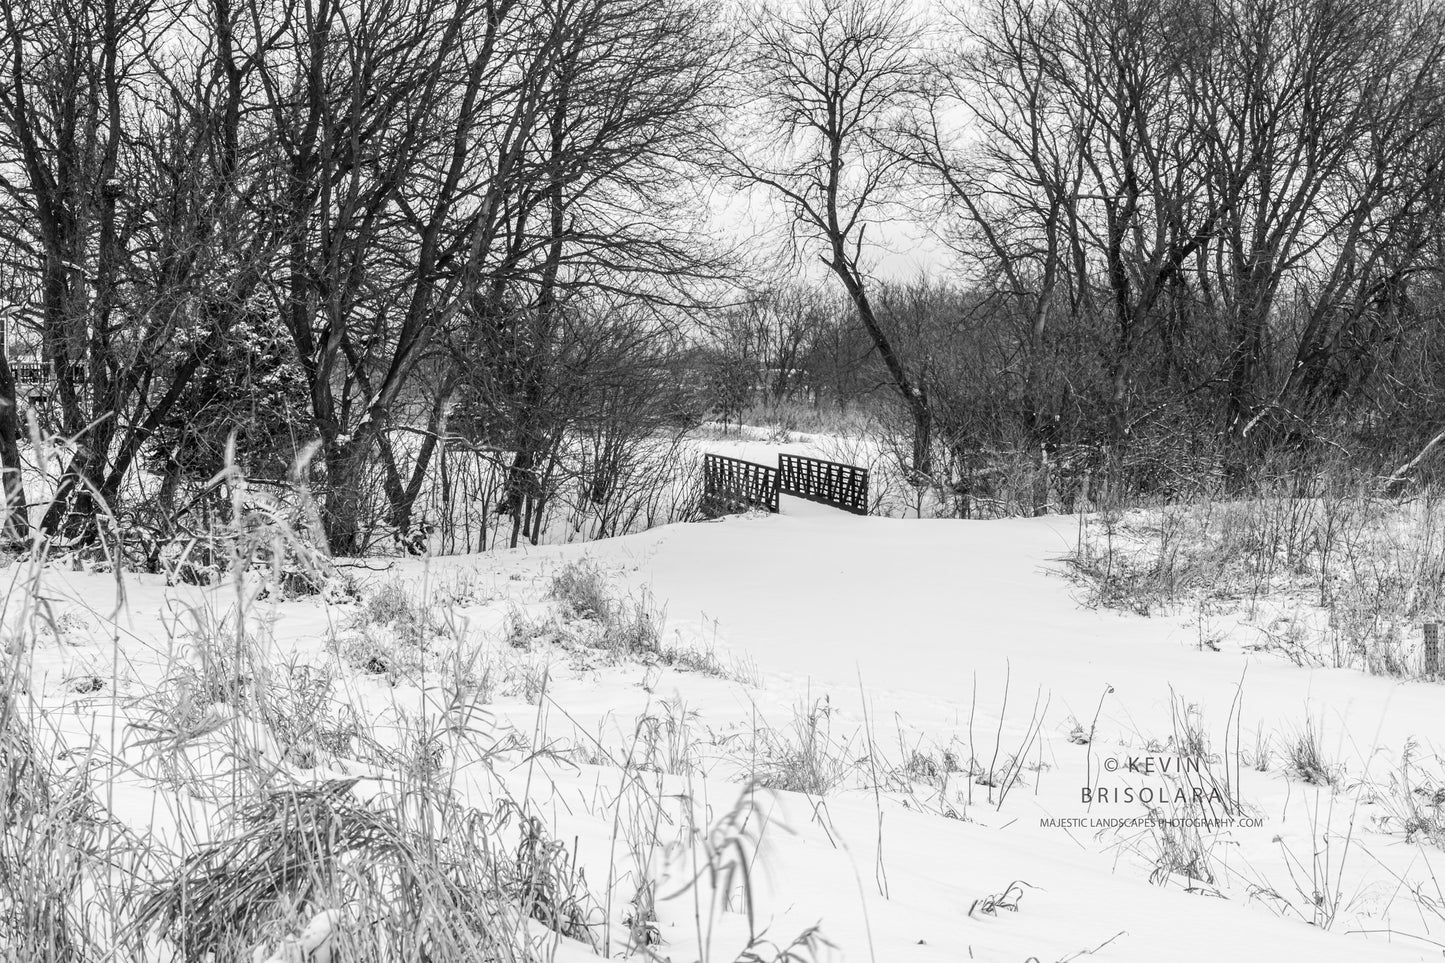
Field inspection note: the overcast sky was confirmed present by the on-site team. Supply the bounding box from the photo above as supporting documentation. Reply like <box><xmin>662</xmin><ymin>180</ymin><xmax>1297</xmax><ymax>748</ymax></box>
<box><xmin>708</xmin><ymin>178</ymin><xmax>958</xmax><ymax>291</ymax></box>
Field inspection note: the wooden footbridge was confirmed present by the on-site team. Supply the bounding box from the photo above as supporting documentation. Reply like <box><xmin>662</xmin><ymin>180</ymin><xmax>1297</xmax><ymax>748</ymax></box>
<box><xmin>701</xmin><ymin>451</ymin><xmax>870</xmax><ymax>517</ymax></box>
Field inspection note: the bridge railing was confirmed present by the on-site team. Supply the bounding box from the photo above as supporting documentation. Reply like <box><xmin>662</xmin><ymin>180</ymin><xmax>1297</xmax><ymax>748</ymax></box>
<box><xmin>10</xmin><ymin>361</ymin><xmax>86</xmax><ymax>386</ymax></box>
<box><xmin>701</xmin><ymin>453</ymin><xmax>779</xmax><ymax>517</ymax></box>
<box><xmin>777</xmin><ymin>452</ymin><xmax>869</xmax><ymax>515</ymax></box>
<box><xmin>701</xmin><ymin>451</ymin><xmax>870</xmax><ymax>517</ymax></box>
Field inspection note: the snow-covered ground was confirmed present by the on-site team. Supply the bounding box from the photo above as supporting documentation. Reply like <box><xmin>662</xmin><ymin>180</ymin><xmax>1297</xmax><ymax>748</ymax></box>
<box><xmin>12</xmin><ymin>488</ymin><xmax>1445</xmax><ymax>961</ymax></box>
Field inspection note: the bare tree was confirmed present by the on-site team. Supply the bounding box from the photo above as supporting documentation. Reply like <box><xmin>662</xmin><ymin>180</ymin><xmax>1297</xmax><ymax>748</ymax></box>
<box><xmin>0</xmin><ymin>0</ymin><xmax>276</xmax><ymax>543</ymax></box>
<box><xmin>446</xmin><ymin>0</ymin><xmax>728</xmax><ymax>547</ymax></box>
<box><xmin>729</xmin><ymin>0</ymin><xmax>935</xmax><ymax>477</ymax></box>
<box><xmin>901</xmin><ymin>0</ymin><xmax>1445</xmax><ymax>489</ymax></box>
<box><xmin>750</xmin><ymin>283</ymin><xmax>828</xmax><ymax>403</ymax></box>
<box><xmin>245</xmin><ymin>0</ymin><xmax>549</xmax><ymax>554</ymax></box>
<box><xmin>913</xmin><ymin>0</ymin><xmax>1222</xmax><ymax>449</ymax></box>
<box><xmin>1192</xmin><ymin>0</ymin><xmax>1445</xmax><ymax>447</ymax></box>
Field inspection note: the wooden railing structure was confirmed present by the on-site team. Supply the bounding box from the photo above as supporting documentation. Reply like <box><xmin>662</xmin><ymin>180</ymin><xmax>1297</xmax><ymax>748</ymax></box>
<box><xmin>702</xmin><ymin>451</ymin><xmax>870</xmax><ymax>518</ymax></box>
<box><xmin>11</xmin><ymin>362</ymin><xmax>48</xmax><ymax>384</ymax></box>
<box><xmin>7</xmin><ymin>361</ymin><xmax>89</xmax><ymax>407</ymax></box>
<box><xmin>702</xmin><ymin>453</ymin><xmax>779</xmax><ymax>517</ymax></box>
<box><xmin>777</xmin><ymin>452</ymin><xmax>870</xmax><ymax>515</ymax></box>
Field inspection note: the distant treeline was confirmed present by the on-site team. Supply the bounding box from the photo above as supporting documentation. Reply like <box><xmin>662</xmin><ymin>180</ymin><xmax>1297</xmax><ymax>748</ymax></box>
<box><xmin>1</xmin><ymin>0</ymin><xmax>1443</xmax><ymax>555</ymax></box>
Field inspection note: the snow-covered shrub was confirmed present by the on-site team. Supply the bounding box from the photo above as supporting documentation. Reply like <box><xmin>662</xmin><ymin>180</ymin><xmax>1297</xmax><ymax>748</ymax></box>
<box><xmin>127</xmin><ymin>606</ymin><xmax>354</xmax><ymax>792</ymax></box>
<box><xmin>502</xmin><ymin>605</ymin><xmax>555</xmax><ymax>650</ymax></box>
<box><xmin>330</xmin><ymin>626</ymin><xmax>428</xmax><ymax>684</ymax></box>
<box><xmin>347</xmin><ymin>581</ymin><xmax>443</xmax><ymax>647</ymax></box>
<box><xmin>157</xmin><ymin>484</ymin><xmax>336</xmax><ymax>598</ymax></box>
<box><xmin>546</xmin><ymin>563</ymin><xmax>664</xmax><ymax>659</ymax></box>
<box><xmin>1328</xmin><ymin>574</ymin><xmax>1412</xmax><ymax>676</ymax></box>
<box><xmin>549</xmin><ymin>560</ymin><xmax>611</xmax><ymax>622</ymax></box>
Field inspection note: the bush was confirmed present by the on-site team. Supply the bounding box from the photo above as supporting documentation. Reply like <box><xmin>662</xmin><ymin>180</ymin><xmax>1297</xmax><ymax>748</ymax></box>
<box><xmin>549</xmin><ymin>561</ymin><xmax>611</xmax><ymax>622</ymax></box>
<box><xmin>350</xmin><ymin>582</ymin><xmax>443</xmax><ymax>647</ymax></box>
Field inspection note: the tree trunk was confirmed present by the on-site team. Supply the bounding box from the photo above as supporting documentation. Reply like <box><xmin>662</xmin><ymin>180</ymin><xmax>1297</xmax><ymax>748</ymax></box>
<box><xmin>40</xmin><ymin>431</ymin><xmax>113</xmax><ymax>541</ymax></box>
<box><xmin>378</xmin><ymin>380</ymin><xmax>453</xmax><ymax>552</ymax></box>
<box><xmin>827</xmin><ymin>259</ymin><xmax>933</xmax><ymax>479</ymax></box>
<box><xmin>320</xmin><ymin>437</ymin><xmax>375</xmax><ymax>556</ymax></box>
<box><xmin>0</xmin><ymin>358</ymin><xmax>28</xmax><ymax>542</ymax></box>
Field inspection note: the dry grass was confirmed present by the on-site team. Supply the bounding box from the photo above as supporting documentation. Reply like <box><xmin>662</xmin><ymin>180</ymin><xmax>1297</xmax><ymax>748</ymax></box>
<box><xmin>1286</xmin><ymin>717</ymin><xmax>1340</xmax><ymax>789</ymax></box>
<box><xmin>0</xmin><ymin>448</ymin><xmax>834</xmax><ymax>963</ymax></box>
<box><xmin>551</xmin><ymin>562</ymin><xmax>663</xmax><ymax>659</ymax></box>
<box><xmin>1070</xmin><ymin>477</ymin><xmax>1445</xmax><ymax>679</ymax></box>
<box><xmin>550</xmin><ymin>560</ymin><xmax>613</xmax><ymax>622</ymax></box>
<box><xmin>1</xmin><ymin>697</ymin><xmax>133</xmax><ymax>961</ymax></box>
<box><xmin>1369</xmin><ymin>739</ymin><xmax>1445</xmax><ymax>846</ymax></box>
<box><xmin>547</xmin><ymin>561</ymin><xmax>753</xmax><ymax>683</ymax></box>
<box><xmin>744</xmin><ymin>699</ymin><xmax>855</xmax><ymax>796</ymax></box>
<box><xmin>131</xmin><ymin>780</ymin><xmax>552</xmax><ymax>962</ymax></box>
<box><xmin>350</xmin><ymin>580</ymin><xmax>445</xmax><ymax>646</ymax></box>
<box><xmin>968</xmin><ymin>879</ymin><xmax>1031</xmax><ymax>917</ymax></box>
<box><xmin>0</xmin><ymin>490</ymin><xmax>597</xmax><ymax>962</ymax></box>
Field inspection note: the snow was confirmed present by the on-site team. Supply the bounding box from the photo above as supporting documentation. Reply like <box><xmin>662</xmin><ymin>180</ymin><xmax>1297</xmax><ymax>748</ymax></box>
<box><xmin>15</xmin><ymin>496</ymin><xmax>1445</xmax><ymax>961</ymax></box>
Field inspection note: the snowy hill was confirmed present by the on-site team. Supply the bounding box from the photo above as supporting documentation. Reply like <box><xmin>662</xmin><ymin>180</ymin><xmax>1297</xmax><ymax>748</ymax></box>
<box><xmin>11</xmin><ymin>505</ymin><xmax>1445</xmax><ymax>961</ymax></box>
